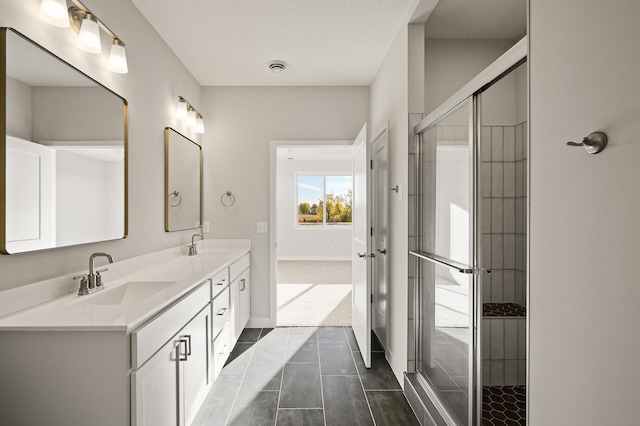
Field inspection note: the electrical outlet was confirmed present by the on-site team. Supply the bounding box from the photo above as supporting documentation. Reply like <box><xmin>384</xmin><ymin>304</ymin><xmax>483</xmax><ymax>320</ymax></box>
<box><xmin>257</xmin><ymin>222</ymin><xmax>268</xmax><ymax>233</ymax></box>
<box><xmin>202</xmin><ymin>222</ymin><xmax>210</xmax><ymax>233</ymax></box>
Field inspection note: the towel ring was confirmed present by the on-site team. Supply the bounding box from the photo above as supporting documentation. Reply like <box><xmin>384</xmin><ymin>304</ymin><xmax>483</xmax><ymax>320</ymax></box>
<box><xmin>168</xmin><ymin>191</ymin><xmax>182</xmax><ymax>207</ymax></box>
<box><xmin>220</xmin><ymin>190</ymin><xmax>236</xmax><ymax>207</ymax></box>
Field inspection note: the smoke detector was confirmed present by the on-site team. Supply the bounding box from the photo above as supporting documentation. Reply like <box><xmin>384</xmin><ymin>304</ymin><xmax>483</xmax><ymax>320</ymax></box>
<box><xmin>268</xmin><ymin>60</ymin><xmax>287</xmax><ymax>73</ymax></box>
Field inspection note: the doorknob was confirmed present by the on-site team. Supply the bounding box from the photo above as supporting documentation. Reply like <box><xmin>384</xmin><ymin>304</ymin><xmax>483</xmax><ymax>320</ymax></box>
<box><xmin>377</xmin><ymin>248</ymin><xmax>387</xmax><ymax>255</ymax></box>
<box><xmin>357</xmin><ymin>252</ymin><xmax>367</xmax><ymax>258</ymax></box>
<box><xmin>369</xmin><ymin>253</ymin><xmax>376</xmax><ymax>258</ymax></box>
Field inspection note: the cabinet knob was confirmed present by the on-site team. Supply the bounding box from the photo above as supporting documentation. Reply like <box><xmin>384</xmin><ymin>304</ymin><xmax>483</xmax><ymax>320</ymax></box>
<box><xmin>216</xmin><ymin>307</ymin><xmax>228</xmax><ymax>316</ymax></box>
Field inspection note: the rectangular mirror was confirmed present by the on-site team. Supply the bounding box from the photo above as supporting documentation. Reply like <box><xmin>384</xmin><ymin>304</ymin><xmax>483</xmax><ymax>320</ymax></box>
<box><xmin>1</xmin><ymin>28</ymin><xmax>128</xmax><ymax>254</ymax></box>
<box><xmin>165</xmin><ymin>127</ymin><xmax>202</xmax><ymax>232</ymax></box>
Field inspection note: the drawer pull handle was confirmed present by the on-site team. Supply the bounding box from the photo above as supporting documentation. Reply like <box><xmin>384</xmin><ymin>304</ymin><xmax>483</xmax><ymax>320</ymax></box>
<box><xmin>216</xmin><ymin>308</ymin><xmax>227</xmax><ymax>316</ymax></box>
<box><xmin>180</xmin><ymin>334</ymin><xmax>192</xmax><ymax>355</ymax></box>
<box><xmin>177</xmin><ymin>338</ymin><xmax>188</xmax><ymax>361</ymax></box>
<box><xmin>216</xmin><ymin>279</ymin><xmax>226</xmax><ymax>286</ymax></box>
<box><xmin>240</xmin><ymin>278</ymin><xmax>246</xmax><ymax>291</ymax></box>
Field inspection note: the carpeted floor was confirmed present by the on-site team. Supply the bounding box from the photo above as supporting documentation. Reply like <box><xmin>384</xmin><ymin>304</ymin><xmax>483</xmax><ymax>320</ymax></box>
<box><xmin>277</xmin><ymin>261</ymin><xmax>352</xmax><ymax>327</ymax></box>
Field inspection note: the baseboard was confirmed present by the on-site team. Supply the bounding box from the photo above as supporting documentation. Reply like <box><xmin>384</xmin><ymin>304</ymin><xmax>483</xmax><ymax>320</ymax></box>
<box><xmin>277</xmin><ymin>256</ymin><xmax>351</xmax><ymax>261</ymax></box>
<box><xmin>246</xmin><ymin>317</ymin><xmax>273</xmax><ymax>328</ymax></box>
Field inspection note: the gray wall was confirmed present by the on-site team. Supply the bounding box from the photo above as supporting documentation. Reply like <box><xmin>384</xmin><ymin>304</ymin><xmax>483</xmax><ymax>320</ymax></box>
<box><xmin>0</xmin><ymin>0</ymin><xmax>201</xmax><ymax>291</ymax></box>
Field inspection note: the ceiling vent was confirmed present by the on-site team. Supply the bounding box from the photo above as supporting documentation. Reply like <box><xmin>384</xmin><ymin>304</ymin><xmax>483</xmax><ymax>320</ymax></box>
<box><xmin>268</xmin><ymin>60</ymin><xmax>287</xmax><ymax>73</ymax></box>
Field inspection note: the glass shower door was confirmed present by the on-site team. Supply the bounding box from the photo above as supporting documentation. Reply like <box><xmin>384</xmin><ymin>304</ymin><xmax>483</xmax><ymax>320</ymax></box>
<box><xmin>412</xmin><ymin>98</ymin><xmax>476</xmax><ymax>425</ymax></box>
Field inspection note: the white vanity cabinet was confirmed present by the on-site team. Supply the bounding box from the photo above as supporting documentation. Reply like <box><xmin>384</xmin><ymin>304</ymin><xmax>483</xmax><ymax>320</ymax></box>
<box><xmin>230</xmin><ymin>253</ymin><xmax>251</xmax><ymax>340</ymax></box>
<box><xmin>132</xmin><ymin>282</ymin><xmax>211</xmax><ymax>426</ymax></box>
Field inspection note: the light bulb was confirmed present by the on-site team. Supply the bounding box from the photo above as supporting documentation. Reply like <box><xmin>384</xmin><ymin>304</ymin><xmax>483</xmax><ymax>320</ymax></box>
<box><xmin>108</xmin><ymin>40</ymin><xmax>128</xmax><ymax>74</ymax></box>
<box><xmin>40</xmin><ymin>0</ymin><xmax>70</xmax><ymax>28</ymax></box>
<box><xmin>77</xmin><ymin>14</ymin><xmax>101</xmax><ymax>54</ymax></box>
<box><xmin>176</xmin><ymin>99</ymin><xmax>188</xmax><ymax>120</ymax></box>
<box><xmin>195</xmin><ymin>117</ymin><xmax>205</xmax><ymax>134</ymax></box>
<box><xmin>186</xmin><ymin>109</ymin><xmax>196</xmax><ymax>127</ymax></box>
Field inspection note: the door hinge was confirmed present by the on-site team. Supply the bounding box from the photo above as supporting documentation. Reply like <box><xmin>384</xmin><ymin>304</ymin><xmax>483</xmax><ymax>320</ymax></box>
<box><xmin>370</xmin><ymin>227</ymin><xmax>373</xmax><ymax>236</ymax></box>
<box><xmin>370</xmin><ymin>160</ymin><xmax>373</xmax><ymax>169</ymax></box>
<box><xmin>371</xmin><ymin>294</ymin><xmax>373</xmax><ymax>304</ymax></box>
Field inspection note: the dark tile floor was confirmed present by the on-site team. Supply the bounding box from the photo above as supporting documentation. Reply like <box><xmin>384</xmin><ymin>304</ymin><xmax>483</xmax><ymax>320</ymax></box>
<box><xmin>192</xmin><ymin>327</ymin><xmax>420</xmax><ymax>426</ymax></box>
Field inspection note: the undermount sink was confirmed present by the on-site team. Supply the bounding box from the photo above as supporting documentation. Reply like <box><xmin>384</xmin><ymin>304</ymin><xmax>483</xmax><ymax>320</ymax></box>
<box><xmin>75</xmin><ymin>281</ymin><xmax>176</xmax><ymax>306</ymax></box>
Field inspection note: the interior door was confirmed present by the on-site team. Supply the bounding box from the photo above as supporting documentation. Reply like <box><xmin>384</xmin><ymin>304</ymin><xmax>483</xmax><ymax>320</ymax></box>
<box><xmin>371</xmin><ymin>128</ymin><xmax>389</xmax><ymax>350</ymax></box>
<box><xmin>351</xmin><ymin>123</ymin><xmax>371</xmax><ymax>368</ymax></box>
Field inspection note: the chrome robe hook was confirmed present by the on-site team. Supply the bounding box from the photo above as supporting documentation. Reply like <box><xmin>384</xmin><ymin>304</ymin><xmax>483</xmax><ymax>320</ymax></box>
<box><xmin>566</xmin><ymin>131</ymin><xmax>608</xmax><ymax>154</ymax></box>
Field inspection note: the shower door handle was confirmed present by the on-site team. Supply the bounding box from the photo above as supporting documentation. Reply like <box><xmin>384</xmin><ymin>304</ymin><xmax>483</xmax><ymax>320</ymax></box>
<box><xmin>409</xmin><ymin>250</ymin><xmax>474</xmax><ymax>274</ymax></box>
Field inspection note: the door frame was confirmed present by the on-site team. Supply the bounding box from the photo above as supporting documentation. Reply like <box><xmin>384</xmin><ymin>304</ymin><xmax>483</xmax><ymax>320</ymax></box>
<box><xmin>269</xmin><ymin>139</ymin><xmax>353</xmax><ymax>328</ymax></box>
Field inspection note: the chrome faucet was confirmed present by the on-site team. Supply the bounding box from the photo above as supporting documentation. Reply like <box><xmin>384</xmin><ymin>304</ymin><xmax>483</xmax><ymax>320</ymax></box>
<box><xmin>74</xmin><ymin>252</ymin><xmax>114</xmax><ymax>295</ymax></box>
<box><xmin>188</xmin><ymin>233</ymin><xmax>203</xmax><ymax>256</ymax></box>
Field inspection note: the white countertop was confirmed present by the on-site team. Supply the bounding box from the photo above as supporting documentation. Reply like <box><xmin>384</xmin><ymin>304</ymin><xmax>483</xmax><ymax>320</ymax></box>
<box><xmin>0</xmin><ymin>240</ymin><xmax>250</xmax><ymax>332</ymax></box>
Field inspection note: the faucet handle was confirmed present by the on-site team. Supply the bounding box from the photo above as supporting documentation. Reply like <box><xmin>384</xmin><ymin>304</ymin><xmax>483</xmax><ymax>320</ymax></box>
<box><xmin>95</xmin><ymin>268</ymin><xmax>108</xmax><ymax>288</ymax></box>
<box><xmin>74</xmin><ymin>274</ymin><xmax>89</xmax><ymax>295</ymax></box>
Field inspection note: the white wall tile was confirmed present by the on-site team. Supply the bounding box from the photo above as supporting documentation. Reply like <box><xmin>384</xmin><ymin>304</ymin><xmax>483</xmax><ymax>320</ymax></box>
<box><xmin>483</xmin><ymin>319</ymin><xmax>491</xmax><ymax>359</ymax></box>
<box><xmin>504</xmin><ymin>198</ymin><xmax>515</xmax><ymax>233</ymax></box>
<box><xmin>442</xmin><ymin>125</ymin><xmax>454</xmax><ymax>141</ymax></box>
<box><xmin>515</xmin><ymin>160</ymin><xmax>524</xmax><ymax>197</ymax></box>
<box><xmin>503</xmin><ymin>270</ymin><xmax>516</xmax><ymax>302</ymax></box>
<box><xmin>504</xmin><ymin>319</ymin><xmax>518</xmax><ymax>359</ymax></box>
<box><xmin>481</xmin><ymin>126</ymin><xmax>492</xmax><ymax>161</ymax></box>
<box><xmin>517</xmin><ymin>360</ymin><xmax>527</xmax><ymax>384</ymax></box>
<box><xmin>408</xmin><ymin>155</ymin><xmax>416</xmax><ymax>195</ymax></box>
<box><xmin>504</xmin><ymin>235</ymin><xmax>516</xmax><ymax>269</ymax></box>
<box><xmin>515</xmin><ymin>234</ymin><xmax>524</xmax><ymax>270</ymax></box>
<box><xmin>409</xmin><ymin>194</ymin><xmax>416</xmax><ymax>236</ymax></box>
<box><xmin>491</xmin><ymin>127</ymin><xmax>503</xmax><ymax>161</ymax></box>
<box><xmin>503</xmin><ymin>162</ymin><xmax>516</xmax><ymax>197</ymax></box>
<box><xmin>491</xmin><ymin>163</ymin><xmax>503</xmax><ymax>197</ymax></box>
<box><xmin>408</xmin><ymin>278</ymin><xmax>414</xmax><ymax>319</ymax></box>
<box><xmin>483</xmin><ymin>273</ymin><xmax>492</xmax><ymax>302</ymax></box>
<box><xmin>483</xmin><ymin>234</ymin><xmax>492</xmax><ymax>269</ymax></box>
<box><xmin>482</xmin><ymin>199</ymin><xmax>492</xmax><ymax>233</ymax></box>
<box><xmin>523</xmin><ymin>159</ymin><xmax>528</xmax><ymax>194</ymax></box>
<box><xmin>505</xmin><ymin>360</ymin><xmax>519</xmax><ymax>385</ymax></box>
<box><xmin>483</xmin><ymin>361</ymin><xmax>491</xmax><ymax>386</ymax></box>
<box><xmin>491</xmin><ymin>235</ymin><xmax>504</xmax><ymax>269</ymax></box>
<box><xmin>490</xmin><ymin>360</ymin><xmax>504</xmax><ymax>386</ymax></box>
<box><xmin>490</xmin><ymin>319</ymin><xmax>504</xmax><ymax>359</ymax></box>
<box><xmin>522</xmin><ymin>122</ymin><xmax>528</xmax><ymax>159</ymax></box>
<box><xmin>454</xmin><ymin>125</ymin><xmax>468</xmax><ymax>142</ymax></box>
<box><xmin>491</xmin><ymin>198</ymin><xmax>503</xmax><ymax>233</ymax></box>
<box><xmin>518</xmin><ymin>318</ymin><xmax>527</xmax><ymax>358</ymax></box>
<box><xmin>436</xmin><ymin>125</ymin><xmax>443</xmax><ymax>141</ymax></box>
<box><xmin>491</xmin><ymin>270</ymin><xmax>503</xmax><ymax>302</ymax></box>
<box><xmin>481</xmin><ymin>163</ymin><xmax>492</xmax><ymax>197</ymax></box>
<box><xmin>515</xmin><ymin>124</ymin><xmax>523</xmax><ymax>161</ymax></box>
<box><xmin>515</xmin><ymin>197</ymin><xmax>524</xmax><ymax>234</ymax></box>
<box><xmin>515</xmin><ymin>272</ymin><xmax>524</xmax><ymax>305</ymax></box>
<box><xmin>504</xmin><ymin>126</ymin><xmax>515</xmax><ymax>161</ymax></box>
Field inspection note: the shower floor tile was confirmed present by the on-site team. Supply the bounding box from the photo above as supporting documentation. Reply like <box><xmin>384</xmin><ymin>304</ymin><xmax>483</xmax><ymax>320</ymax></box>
<box><xmin>483</xmin><ymin>303</ymin><xmax>526</xmax><ymax>317</ymax></box>
<box><xmin>482</xmin><ymin>385</ymin><xmax>526</xmax><ymax>426</ymax></box>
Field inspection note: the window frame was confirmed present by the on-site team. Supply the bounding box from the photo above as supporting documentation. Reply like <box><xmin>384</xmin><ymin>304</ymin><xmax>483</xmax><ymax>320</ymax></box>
<box><xmin>295</xmin><ymin>172</ymin><xmax>353</xmax><ymax>230</ymax></box>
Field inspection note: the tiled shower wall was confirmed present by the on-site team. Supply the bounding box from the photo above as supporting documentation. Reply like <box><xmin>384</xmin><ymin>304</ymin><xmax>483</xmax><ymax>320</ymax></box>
<box><xmin>480</xmin><ymin>123</ymin><xmax>528</xmax><ymax>306</ymax></box>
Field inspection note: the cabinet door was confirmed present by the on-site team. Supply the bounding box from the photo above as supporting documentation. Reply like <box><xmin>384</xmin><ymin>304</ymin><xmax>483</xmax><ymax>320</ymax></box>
<box><xmin>182</xmin><ymin>306</ymin><xmax>211</xmax><ymax>426</ymax></box>
<box><xmin>132</xmin><ymin>339</ymin><xmax>184</xmax><ymax>426</ymax></box>
<box><xmin>239</xmin><ymin>269</ymin><xmax>251</xmax><ymax>329</ymax></box>
<box><xmin>230</xmin><ymin>276</ymin><xmax>241</xmax><ymax>340</ymax></box>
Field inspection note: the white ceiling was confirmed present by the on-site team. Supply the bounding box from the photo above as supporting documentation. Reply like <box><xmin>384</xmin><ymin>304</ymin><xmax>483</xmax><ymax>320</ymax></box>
<box><xmin>131</xmin><ymin>0</ymin><xmax>414</xmax><ymax>86</ymax></box>
<box><xmin>277</xmin><ymin>147</ymin><xmax>353</xmax><ymax>161</ymax></box>
<box><xmin>424</xmin><ymin>0</ymin><xmax>526</xmax><ymax>40</ymax></box>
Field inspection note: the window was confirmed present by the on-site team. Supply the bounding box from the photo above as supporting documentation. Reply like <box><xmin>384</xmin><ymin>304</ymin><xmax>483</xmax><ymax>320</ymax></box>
<box><xmin>297</xmin><ymin>175</ymin><xmax>352</xmax><ymax>227</ymax></box>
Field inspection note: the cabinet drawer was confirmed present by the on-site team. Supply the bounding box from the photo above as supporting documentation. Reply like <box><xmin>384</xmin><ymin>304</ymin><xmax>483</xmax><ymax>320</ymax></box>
<box><xmin>132</xmin><ymin>282</ymin><xmax>209</xmax><ymax>369</ymax></box>
<box><xmin>212</xmin><ymin>286</ymin><xmax>230</xmax><ymax>339</ymax></box>
<box><xmin>211</xmin><ymin>268</ymin><xmax>229</xmax><ymax>298</ymax></box>
<box><xmin>229</xmin><ymin>253</ymin><xmax>250</xmax><ymax>282</ymax></box>
<box><xmin>212</xmin><ymin>321</ymin><xmax>230</xmax><ymax>379</ymax></box>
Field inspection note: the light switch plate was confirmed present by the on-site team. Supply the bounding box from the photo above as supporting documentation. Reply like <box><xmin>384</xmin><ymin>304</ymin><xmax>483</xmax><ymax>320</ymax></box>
<box><xmin>202</xmin><ymin>222</ymin><xmax>210</xmax><ymax>233</ymax></box>
<box><xmin>257</xmin><ymin>222</ymin><xmax>268</xmax><ymax>233</ymax></box>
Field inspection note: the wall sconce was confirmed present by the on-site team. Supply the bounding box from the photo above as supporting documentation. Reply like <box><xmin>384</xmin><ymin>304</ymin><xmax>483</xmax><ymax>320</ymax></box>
<box><xmin>39</xmin><ymin>0</ymin><xmax>128</xmax><ymax>74</ymax></box>
<box><xmin>176</xmin><ymin>96</ymin><xmax>205</xmax><ymax>134</ymax></box>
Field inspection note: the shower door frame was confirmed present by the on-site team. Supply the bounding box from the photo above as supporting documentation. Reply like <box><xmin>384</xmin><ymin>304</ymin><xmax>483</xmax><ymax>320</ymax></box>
<box><xmin>411</xmin><ymin>37</ymin><xmax>527</xmax><ymax>426</ymax></box>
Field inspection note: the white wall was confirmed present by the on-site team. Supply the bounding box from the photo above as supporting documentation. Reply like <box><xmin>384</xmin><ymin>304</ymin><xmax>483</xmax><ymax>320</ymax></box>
<box><xmin>370</xmin><ymin>22</ymin><xmax>411</xmax><ymax>384</ymax></box>
<box><xmin>424</xmin><ymin>38</ymin><xmax>516</xmax><ymax>116</ymax></box>
<box><xmin>200</xmin><ymin>86</ymin><xmax>369</xmax><ymax>324</ymax></box>
<box><xmin>277</xmin><ymin>158</ymin><xmax>352</xmax><ymax>260</ymax></box>
<box><xmin>529</xmin><ymin>1</ymin><xmax>640</xmax><ymax>424</ymax></box>
<box><xmin>0</xmin><ymin>0</ymin><xmax>201</xmax><ymax>291</ymax></box>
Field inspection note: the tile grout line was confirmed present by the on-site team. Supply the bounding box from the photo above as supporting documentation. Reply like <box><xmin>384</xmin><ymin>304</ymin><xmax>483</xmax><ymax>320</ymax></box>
<box><xmin>274</xmin><ymin>327</ymin><xmax>288</xmax><ymax>426</ymax></box>
<box><xmin>223</xmin><ymin>330</ymin><xmax>260</xmax><ymax>426</ymax></box>
<box><xmin>317</xmin><ymin>329</ymin><xmax>327</xmax><ymax>426</ymax></box>
<box><xmin>346</xmin><ymin>328</ymin><xmax>377</xmax><ymax>426</ymax></box>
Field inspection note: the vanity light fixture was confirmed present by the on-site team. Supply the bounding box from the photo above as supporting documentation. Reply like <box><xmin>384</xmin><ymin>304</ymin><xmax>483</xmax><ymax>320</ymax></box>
<box><xmin>77</xmin><ymin>13</ymin><xmax>101</xmax><ymax>54</ymax></box>
<box><xmin>40</xmin><ymin>0</ymin><xmax>128</xmax><ymax>73</ymax></box>
<box><xmin>176</xmin><ymin>96</ymin><xmax>205</xmax><ymax>133</ymax></box>
<box><xmin>40</xmin><ymin>0</ymin><xmax>70</xmax><ymax>28</ymax></box>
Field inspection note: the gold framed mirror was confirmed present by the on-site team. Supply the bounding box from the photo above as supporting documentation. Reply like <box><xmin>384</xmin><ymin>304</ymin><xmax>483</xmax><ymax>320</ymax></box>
<box><xmin>165</xmin><ymin>127</ymin><xmax>202</xmax><ymax>232</ymax></box>
<box><xmin>1</xmin><ymin>28</ymin><xmax>128</xmax><ymax>254</ymax></box>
